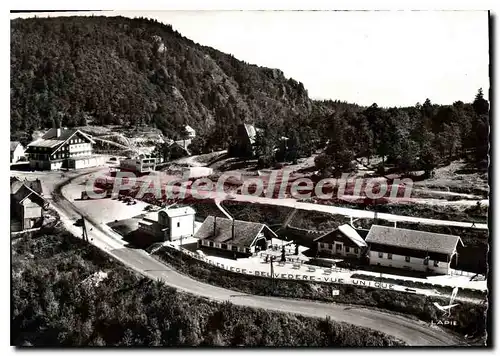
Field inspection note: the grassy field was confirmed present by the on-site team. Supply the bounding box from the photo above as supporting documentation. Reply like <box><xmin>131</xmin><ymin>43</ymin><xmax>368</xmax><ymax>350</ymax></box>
<box><xmin>11</xmin><ymin>227</ymin><xmax>405</xmax><ymax>347</ymax></box>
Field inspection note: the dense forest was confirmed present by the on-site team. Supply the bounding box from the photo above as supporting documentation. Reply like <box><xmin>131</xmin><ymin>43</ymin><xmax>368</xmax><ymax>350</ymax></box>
<box><xmin>11</xmin><ymin>16</ymin><xmax>489</xmax><ymax>173</ymax></box>
<box><xmin>11</xmin><ymin>228</ymin><xmax>405</xmax><ymax>346</ymax></box>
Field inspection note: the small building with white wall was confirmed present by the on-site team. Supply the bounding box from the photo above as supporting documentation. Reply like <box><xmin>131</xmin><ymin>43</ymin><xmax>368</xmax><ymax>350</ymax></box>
<box><xmin>185</xmin><ymin>125</ymin><xmax>196</xmax><ymax>139</ymax></box>
<box><xmin>365</xmin><ymin>225</ymin><xmax>463</xmax><ymax>275</ymax></box>
<box><xmin>10</xmin><ymin>141</ymin><xmax>25</xmax><ymax>164</ymax></box>
<box><xmin>138</xmin><ymin>206</ymin><xmax>196</xmax><ymax>241</ymax></box>
<box><xmin>314</xmin><ymin>224</ymin><xmax>368</xmax><ymax>258</ymax></box>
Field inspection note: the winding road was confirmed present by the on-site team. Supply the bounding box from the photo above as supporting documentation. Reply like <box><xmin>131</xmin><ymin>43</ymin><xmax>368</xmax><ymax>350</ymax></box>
<box><xmin>45</xmin><ymin>169</ymin><xmax>467</xmax><ymax>346</ymax></box>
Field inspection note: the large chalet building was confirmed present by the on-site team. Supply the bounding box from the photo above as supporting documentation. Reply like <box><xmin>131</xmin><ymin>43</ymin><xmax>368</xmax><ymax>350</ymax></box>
<box><xmin>25</xmin><ymin>128</ymin><xmax>97</xmax><ymax>170</ymax></box>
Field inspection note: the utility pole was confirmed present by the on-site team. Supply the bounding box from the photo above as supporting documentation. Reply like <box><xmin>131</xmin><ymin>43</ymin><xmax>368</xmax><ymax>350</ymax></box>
<box><xmin>271</xmin><ymin>256</ymin><xmax>274</xmax><ymax>295</ymax></box>
<box><xmin>76</xmin><ymin>215</ymin><xmax>89</xmax><ymax>242</ymax></box>
<box><xmin>179</xmin><ymin>234</ymin><xmax>183</xmax><ymax>264</ymax></box>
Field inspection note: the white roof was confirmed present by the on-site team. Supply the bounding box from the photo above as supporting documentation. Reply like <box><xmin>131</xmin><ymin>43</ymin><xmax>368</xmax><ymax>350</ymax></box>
<box><xmin>338</xmin><ymin>224</ymin><xmax>367</xmax><ymax>248</ymax></box>
<box><xmin>28</xmin><ymin>139</ymin><xmax>62</xmax><ymax>148</ymax></box>
<box><xmin>143</xmin><ymin>211</ymin><xmax>159</xmax><ymax>222</ymax></box>
<box><xmin>161</xmin><ymin>206</ymin><xmax>196</xmax><ymax>218</ymax></box>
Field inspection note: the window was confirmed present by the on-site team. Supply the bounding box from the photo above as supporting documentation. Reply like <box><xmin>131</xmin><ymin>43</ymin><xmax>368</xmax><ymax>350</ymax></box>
<box><xmin>209</xmin><ymin>241</ymin><xmax>214</xmax><ymax>247</ymax></box>
<box><xmin>354</xmin><ymin>248</ymin><xmax>359</xmax><ymax>254</ymax></box>
<box><xmin>387</xmin><ymin>253</ymin><xmax>392</xmax><ymax>260</ymax></box>
<box><xmin>246</xmin><ymin>248</ymin><xmax>251</xmax><ymax>254</ymax></box>
<box><xmin>424</xmin><ymin>257</ymin><xmax>429</xmax><ymax>266</ymax></box>
<box><xmin>336</xmin><ymin>244</ymin><xmax>342</xmax><ymax>251</ymax></box>
<box><xmin>221</xmin><ymin>243</ymin><xmax>227</xmax><ymax>250</ymax></box>
<box><xmin>345</xmin><ymin>247</ymin><xmax>350</xmax><ymax>253</ymax></box>
<box><xmin>378</xmin><ymin>252</ymin><xmax>383</xmax><ymax>258</ymax></box>
<box><xmin>231</xmin><ymin>246</ymin><xmax>238</xmax><ymax>252</ymax></box>
<box><xmin>434</xmin><ymin>260</ymin><xmax>439</xmax><ymax>267</ymax></box>
<box><xmin>177</xmin><ymin>222</ymin><xmax>180</xmax><ymax>228</ymax></box>
<box><xmin>405</xmin><ymin>256</ymin><xmax>411</xmax><ymax>263</ymax></box>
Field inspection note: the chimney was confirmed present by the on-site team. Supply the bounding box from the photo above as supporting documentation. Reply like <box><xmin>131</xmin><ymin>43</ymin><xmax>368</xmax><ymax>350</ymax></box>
<box><xmin>56</xmin><ymin>128</ymin><xmax>61</xmax><ymax>138</ymax></box>
<box><xmin>231</xmin><ymin>219</ymin><xmax>235</xmax><ymax>240</ymax></box>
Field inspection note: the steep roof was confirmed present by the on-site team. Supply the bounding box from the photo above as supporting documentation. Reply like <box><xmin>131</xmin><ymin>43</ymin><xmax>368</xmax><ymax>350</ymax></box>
<box><xmin>195</xmin><ymin>216</ymin><xmax>276</xmax><ymax>247</ymax></box>
<box><xmin>12</xmin><ymin>184</ymin><xmax>48</xmax><ymax>209</ymax></box>
<box><xmin>11</xmin><ymin>177</ymin><xmax>43</xmax><ymax>196</ymax></box>
<box><xmin>24</xmin><ymin>178</ymin><xmax>43</xmax><ymax>195</ymax></box>
<box><xmin>10</xmin><ymin>177</ymin><xmax>23</xmax><ymax>195</ymax></box>
<box><xmin>10</xmin><ymin>141</ymin><xmax>22</xmax><ymax>152</ymax></box>
<box><xmin>314</xmin><ymin>224</ymin><xmax>367</xmax><ymax>248</ymax></box>
<box><xmin>365</xmin><ymin>225</ymin><xmax>462</xmax><ymax>255</ymax></box>
<box><xmin>171</xmin><ymin>140</ymin><xmax>191</xmax><ymax>155</ymax></box>
<box><xmin>185</xmin><ymin>125</ymin><xmax>196</xmax><ymax>134</ymax></box>
<box><xmin>242</xmin><ymin>124</ymin><xmax>263</xmax><ymax>145</ymax></box>
<box><xmin>26</xmin><ymin>128</ymin><xmax>95</xmax><ymax>152</ymax></box>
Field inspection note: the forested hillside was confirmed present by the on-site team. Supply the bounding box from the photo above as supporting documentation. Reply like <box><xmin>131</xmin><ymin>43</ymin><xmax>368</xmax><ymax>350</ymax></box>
<box><xmin>11</xmin><ymin>15</ymin><xmax>312</xmax><ymax>146</ymax></box>
<box><xmin>11</xmin><ymin>16</ymin><xmax>489</xmax><ymax>173</ymax></box>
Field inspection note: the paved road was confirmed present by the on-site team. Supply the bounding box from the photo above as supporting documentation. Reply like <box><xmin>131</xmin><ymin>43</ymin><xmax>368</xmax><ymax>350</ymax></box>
<box><xmin>46</xmin><ymin>171</ymin><xmax>466</xmax><ymax>346</ymax></box>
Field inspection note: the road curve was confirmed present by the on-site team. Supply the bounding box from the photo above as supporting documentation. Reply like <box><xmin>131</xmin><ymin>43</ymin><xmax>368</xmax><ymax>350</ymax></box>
<box><xmin>48</xmin><ymin>171</ymin><xmax>466</xmax><ymax>346</ymax></box>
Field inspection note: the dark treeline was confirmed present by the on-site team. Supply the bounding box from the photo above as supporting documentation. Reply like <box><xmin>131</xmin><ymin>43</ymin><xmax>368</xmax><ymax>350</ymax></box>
<box><xmin>11</xmin><ymin>228</ymin><xmax>405</xmax><ymax>346</ymax></box>
<box><xmin>11</xmin><ymin>16</ymin><xmax>489</xmax><ymax>173</ymax></box>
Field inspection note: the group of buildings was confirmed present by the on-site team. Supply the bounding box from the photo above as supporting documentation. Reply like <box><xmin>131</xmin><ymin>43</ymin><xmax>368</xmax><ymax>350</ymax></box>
<box><xmin>10</xmin><ymin>124</ymin><xmax>199</xmax><ymax>173</ymax></box>
<box><xmin>137</xmin><ymin>205</ymin><xmax>463</xmax><ymax>275</ymax></box>
<box><xmin>314</xmin><ymin>223</ymin><xmax>463</xmax><ymax>274</ymax></box>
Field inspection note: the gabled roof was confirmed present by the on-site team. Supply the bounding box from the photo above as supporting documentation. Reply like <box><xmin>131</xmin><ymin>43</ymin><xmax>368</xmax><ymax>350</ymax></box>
<box><xmin>195</xmin><ymin>216</ymin><xmax>276</xmax><ymax>247</ymax></box>
<box><xmin>365</xmin><ymin>225</ymin><xmax>462</xmax><ymax>255</ymax></box>
<box><xmin>185</xmin><ymin>125</ymin><xmax>196</xmax><ymax>134</ymax></box>
<box><xmin>314</xmin><ymin>224</ymin><xmax>367</xmax><ymax>248</ymax></box>
<box><xmin>26</xmin><ymin>128</ymin><xmax>95</xmax><ymax>153</ymax></box>
<box><xmin>10</xmin><ymin>141</ymin><xmax>22</xmax><ymax>152</ymax></box>
<box><xmin>338</xmin><ymin>224</ymin><xmax>368</xmax><ymax>248</ymax></box>
<box><xmin>11</xmin><ymin>177</ymin><xmax>43</xmax><ymax>196</ymax></box>
<box><xmin>10</xmin><ymin>177</ymin><xmax>23</xmax><ymax>195</ymax></box>
<box><xmin>13</xmin><ymin>184</ymin><xmax>48</xmax><ymax>209</ymax></box>
<box><xmin>24</xmin><ymin>178</ymin><xmax>43</xmax><ymax>195</ymax></box>
<box><xmin>171</xmin><ymin>140</ymin><xmax>191</xmax><ymax>155</ymax></box>
<box><xmin>242</xmin><ymin>124</ymin><xmax>263</xmax><ymax>145</ymax></box>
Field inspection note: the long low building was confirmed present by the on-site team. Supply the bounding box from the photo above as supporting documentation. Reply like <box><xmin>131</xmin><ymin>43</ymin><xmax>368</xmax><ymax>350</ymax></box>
<box><xmin>366</xmin><ymin>225</ymin><xmax>463</xmax><ymax>275</ymax></box>
<box><xmin>120</xmin><ymin>155</ymin><xmax>156</xmax><ymax>174</ymax></box>
<box><xmin>195</xmin><ymin>216</ymin><xmax>277</xmax><ymax>256</ymax></box>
